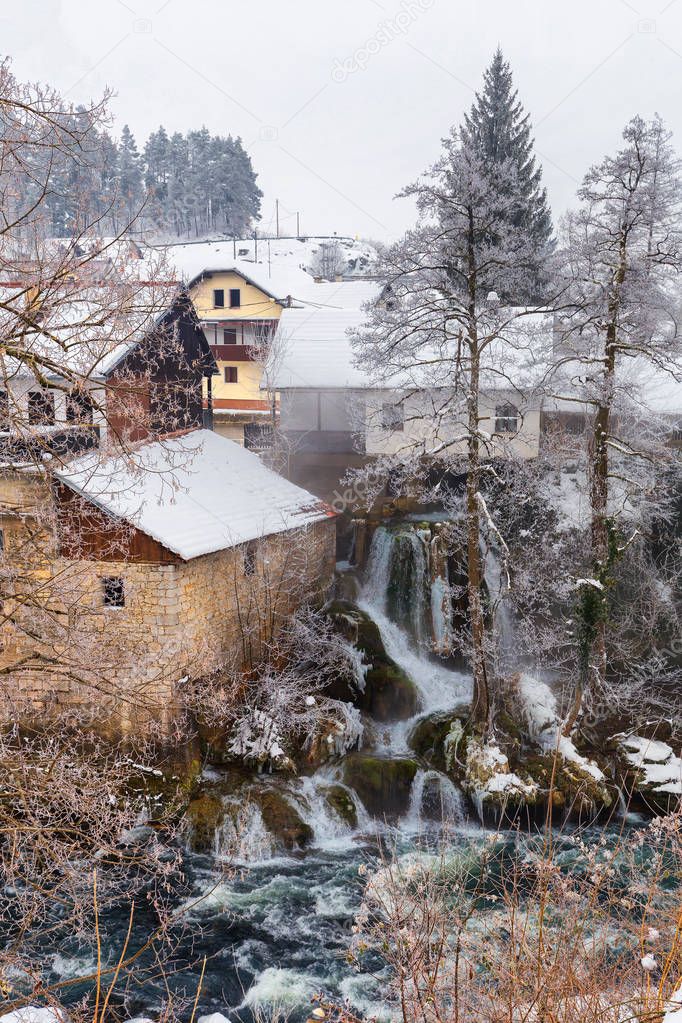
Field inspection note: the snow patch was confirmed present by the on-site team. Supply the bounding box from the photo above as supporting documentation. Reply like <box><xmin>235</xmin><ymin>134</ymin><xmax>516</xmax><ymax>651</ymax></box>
<box><xmin>618</xmin><ymin>734</ymin><xmax>682</xmax><ymax>795</ymax></box>
<box><xmin>517</xmin><ymin>674</ymin><xmax>605</xmax><ymax>782</ymax></box>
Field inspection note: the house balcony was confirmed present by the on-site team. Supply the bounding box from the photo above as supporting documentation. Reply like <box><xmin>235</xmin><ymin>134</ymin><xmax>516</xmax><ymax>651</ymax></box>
<box><xmin>210</xmin><ymin>344</ymin><xmax>260</xmax><ymax>362</ymax></box>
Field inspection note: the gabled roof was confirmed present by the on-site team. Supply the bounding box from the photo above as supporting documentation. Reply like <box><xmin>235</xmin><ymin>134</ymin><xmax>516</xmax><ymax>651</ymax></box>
<box><xmin>0</xmin><ymin>289</ymin><xmax>217</xmax><ymax>383</ymax></box>
<box><xmin>97</xmin><ymin>290</ymin><xmax>217</xmax><ymax>379</ymax></box>
<box><xmin>160</xmin><ymin>243</ymin><xmax>383</xmax><ymax>312</ymax></box>
<box><xmin>54</xmin><ymin>430</ymin><xmax>335</xmax><ymax>560</ymax></box>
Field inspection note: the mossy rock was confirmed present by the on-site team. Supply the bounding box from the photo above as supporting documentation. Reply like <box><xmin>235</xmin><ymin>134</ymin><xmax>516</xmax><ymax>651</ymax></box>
<box><xmin>185</xmin><ymin>792</ymin><xmax>225</xmax><ymax>853</ymax></box>
<box><xmin>343</xmin><ymin>753</ymin><xmax>418</xmax><ymax>817</ymax></box>
<box><xmin>408</xmin><ymin>708</ymin><xmax>470</xmax><ymax>771</ymax></box>
<box><xmin>255</xmin><ymin>788</ymin><xmax>314</xmax><ymax>849</ymax></box>
<box><xmin>521</xmin><ymin>752</ymin><xmax>613</xmax><ymax>820</ymax></box>
<box><xmin>324</xmin><ymin>784</ymin><xmax>358</xmax><ymax>828</ymax></box>
<box><xmin>325</xmin><ymin>600</ymin><xmax>418</xmax><ymax>722</ymax></box>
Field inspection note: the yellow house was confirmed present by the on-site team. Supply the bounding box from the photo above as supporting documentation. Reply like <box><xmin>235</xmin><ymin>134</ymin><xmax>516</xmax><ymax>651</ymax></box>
<box><xmin>187</xmin><ymin>263</ymin><xmax>311</xmax><ymax>447</ymax></box>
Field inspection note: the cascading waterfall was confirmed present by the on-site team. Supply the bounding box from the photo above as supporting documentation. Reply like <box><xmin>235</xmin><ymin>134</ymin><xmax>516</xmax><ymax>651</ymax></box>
<box><xmin>214</xmin><ymin>799</ymin><xmax>279</xmax><ymax>863</ymax></box>
<box><xmin>405</xmin><ymin>769</ymin><xmax>468</xmax><ymax>830</ymax></box>
<box><xmin>360</xmin><ymin>525</ymin><xmax>471</xmax><ymax>731</ymax></box>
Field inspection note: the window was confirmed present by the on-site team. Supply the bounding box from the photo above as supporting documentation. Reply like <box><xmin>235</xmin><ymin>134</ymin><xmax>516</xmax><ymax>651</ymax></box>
<box><xmin>229</xmin><ymin>288</ymin><xmax>241</xmax><ymax>309</ymax></box>
<box><xmin>243</xmin><ymin>541</ymin><xmax>257</xmax><ymax>576</ymax></box>
<box><xmin>65</xmin><ymin>390</ymin><xmax>93</xmax><ymax>424</ymax></box>
<box><xmin>381</xmin><ymin>403</ymin><xmax>404</xmax><ymax>432</ymax></box>
<box><xmin>495</xmin><ymin>404</ymin><xmax>519</xmax><ymax>434</ymax></box>
<box><xmin>213</xmin><ymin>288</ymin><xmax>225</xmax><ymax>308</ymax></box>
<box><xmin>102</xmin><ymin>576</ymin><xmax>125</xmax><ymax>608</ymax></box>
<box><xmin>27</xmin><ymin>390</ymin><xmax>55</xmax><ymax>426</ymax></box>
<box><xmin>224</xmin><ymin>366</ymin><xmax>238</xmax><ymax>384</ymax></box>
<box><xmin>223</xmin><ymin>328</ymin><xmax>238</xmax><ymax>345</ymax></box>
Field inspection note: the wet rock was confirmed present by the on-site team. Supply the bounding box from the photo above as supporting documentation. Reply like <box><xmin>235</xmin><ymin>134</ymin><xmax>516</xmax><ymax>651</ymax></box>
<box><xmin>343</xmin><ymin>753</ymin><xmax>418</xmax><ymax>817</ymax></box>
<box><xmin>256</xmin><ymin>789</ymin><xmax>314</xmax><ymax>850</ymax></box>
<box><xmin>325</xmin><ymin>600</ymin><xmax>419</xmax><ymax>721</ymax></box>
<box><xmin>185</xmin><ymin>792</ymin><xmax>225</xmax><ymax>853</ymax></box>
<box><xmin>521</xmin><ymin>752</ymin><xmax>614</xmax><ymax>822</ymax></box>
<box><xmin>324</xmin><ymin>784</ymin><xmax>358</xmax><ymax>828</ymax></box>
<box><xmin>408</xmin><ymin>708</ymin><xmax>470</xmax><ymax>770</ymax></box>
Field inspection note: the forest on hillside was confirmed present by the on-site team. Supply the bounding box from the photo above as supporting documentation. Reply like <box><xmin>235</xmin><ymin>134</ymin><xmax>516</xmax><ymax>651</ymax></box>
<box><xmin>12</xmin><ymin>115</ymin><xmax>262</xmax><ymax>240</ymax></box>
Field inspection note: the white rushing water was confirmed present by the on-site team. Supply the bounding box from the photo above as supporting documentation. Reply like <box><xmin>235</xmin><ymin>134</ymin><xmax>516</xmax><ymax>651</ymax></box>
<box><xmin>404</xmin><ymin>769</ymin><xmax>468</xmax><ymax>831</ymax></box>
<box><xmin>359</xmin><ymin>524</ymin><xmax>472</xmax><ymax>755</ymax></box>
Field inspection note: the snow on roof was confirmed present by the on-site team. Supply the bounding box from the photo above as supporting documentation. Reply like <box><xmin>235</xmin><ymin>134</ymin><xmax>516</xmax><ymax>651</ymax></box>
<box><xmin>302</xmin><ymin>279</ymin><xmax>383</xmax><ymax>309</ymax></box>
<box><xmin>269</xmin><ymin>306</ymin><xmax>552</xmax><ymax>393</ymax></box>
<box><xmin>153</xmin><ymin>235</ymin><xmax>378</xmax><ymax>282</ymax></box>
<box><xmin>269</xmin><ymin>308</ymin><xmax>373</xmax><ymax>389</ymax></box>
<box><xmin>158</xmin><ymin>242</ymin><xmax>383</xmax><ymax>312</ymax></box>
<box><xmin>0</xmin><ymin>285</ymin><xmax>174</xmax><ymax>382</ymax></box>
<box><xmin>54</xmin><ymin>429</ymin><xmax>334</xmax><ymax>560</ymax></box>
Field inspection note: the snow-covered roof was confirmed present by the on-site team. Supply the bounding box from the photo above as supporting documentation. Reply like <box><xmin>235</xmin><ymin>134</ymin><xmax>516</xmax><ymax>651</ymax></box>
<box><xmin>302</xmin><ymin>279</ymin><xmax>383</xmax><ymax>309</ymax></box>
<box><xmin>269</xmin><ymin>306</ymin><xmax>552</xmax><ymax>393</ymax></box>
<box><xmin>269</xmin><ymin>308</ymin><xmax>373</xmax><ymax>389</ymax></box>
<box><xmin>54</xmin><ymin>430</ymin><xmax>334</xmax><ymax>560</ymax></box>
<box><xmin>158</xmin><ymin>242</ymin><xmax>383</xmax><ymax>313</ymax></box>
<box><xmin>153</xmin><ymin>235</ymin><xmax>378</xmax><ymax>283</ymax></box>
<box><xmin>0</xmin><ymin>285</ymin><xmax>176</xmax><ymax>382</ymax></box>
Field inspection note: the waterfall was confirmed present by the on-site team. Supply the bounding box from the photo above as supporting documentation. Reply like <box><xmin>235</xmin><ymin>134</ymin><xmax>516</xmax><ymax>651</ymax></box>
<box><xmin>362</xmin><ymin>525</ymin><xmax>394</xmax><ymax>612</ymax></box>
<box><xmin>363</xmin><ymin>526</ymin><xmax>431</xmax><ymax>645</ymax></box>
<box><xmin>364</xmin><ymin>524</ymin><xmax>456</xmax><ymax>653</ymax></box>
<box><xmin>359</xmin><ymin>526</ymin><xmax>472</xmax><ymax>753</ymax></box>
<box><xmin>214</xmin><ymin>801</ymin><xmax>278</xmax><ymax>863</ymax></box>
<box><xmin>286</xmin><ymin>772</ymin><xmax>371</xmax><ymax>846</ymax></box>
<box><xmin>431</xmin><ymin>576</ymin><xmax>454</xmax><ymax>655</ymax></box>
<box><xmin>405</xmin><ymin>769</ymin><xmax>468</xmax><ymax>830</ymax></box>
<box><xmin>430</xmin><ymin>527</ymin><xmax>454</xmax><ymax>655</ymax></box>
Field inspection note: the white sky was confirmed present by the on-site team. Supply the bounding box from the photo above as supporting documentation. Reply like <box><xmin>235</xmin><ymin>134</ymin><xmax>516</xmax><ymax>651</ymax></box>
<box><xmin>5</xmin><ymin>0</ymin><xmax>682</xmax><ymax>241</ymax></box>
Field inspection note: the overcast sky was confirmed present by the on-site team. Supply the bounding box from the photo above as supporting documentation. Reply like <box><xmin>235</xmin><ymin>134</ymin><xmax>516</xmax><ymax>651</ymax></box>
<box><xmin>5</xmin><ymin>0</ymin><xmax>682</xmax><ymax>241</ymax></box>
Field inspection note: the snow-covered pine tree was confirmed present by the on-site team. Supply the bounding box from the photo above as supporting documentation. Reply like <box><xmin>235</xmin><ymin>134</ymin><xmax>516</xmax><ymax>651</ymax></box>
<box><xmin>461</xmin><ymin>48</ymin><xmax>553</xmax><ymax>301</ymax></box>
<box><xmin>143</xmin><ymin>126</ymin><xmax>170</xmax><ymax>229</ymax></box>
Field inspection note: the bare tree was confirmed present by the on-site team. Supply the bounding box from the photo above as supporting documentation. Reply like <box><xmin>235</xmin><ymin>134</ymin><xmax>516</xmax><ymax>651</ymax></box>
<box><xmin>556</xmin><ymin>115</ymin><xmax>682</xmax><ymax>730</ymax></box>
<box><xmin>311</xmin><ymin>239</ymin><xmax>346</xmax><ymax>280</ymax></box>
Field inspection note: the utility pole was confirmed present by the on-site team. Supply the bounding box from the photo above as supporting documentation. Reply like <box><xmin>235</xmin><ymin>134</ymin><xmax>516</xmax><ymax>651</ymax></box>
<box><xmin>276</xmin><ymin>199</ymin><xmax>280</xmax><ymax>239</ymax></box>
<box><xmin>233</xmin><ymin>235</ymin><xmax>236</xmax><ymax>259</ymax></box>
<box><xmin>296</xmin><ymin>211</ymin><xmax>300</xmax><ymax>238</ymax></box>
<box><xmin>254</xmin><ymin>228</ymin><xmax>258</xmax><ymax>261</ymax></box>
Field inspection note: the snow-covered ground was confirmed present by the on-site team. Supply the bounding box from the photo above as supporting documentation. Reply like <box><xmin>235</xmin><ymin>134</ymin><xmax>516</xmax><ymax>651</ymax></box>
<box><xmin>148</xmin><ymin>235</ymin><xmax>380</xmax><ymax>286</ymax></box>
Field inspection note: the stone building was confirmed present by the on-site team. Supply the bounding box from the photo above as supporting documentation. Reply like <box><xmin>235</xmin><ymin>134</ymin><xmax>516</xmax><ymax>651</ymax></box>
<box><xmin>0</xmin><ymin>430</ymin><xmax>336</xmax><ymax>733</ymax></box>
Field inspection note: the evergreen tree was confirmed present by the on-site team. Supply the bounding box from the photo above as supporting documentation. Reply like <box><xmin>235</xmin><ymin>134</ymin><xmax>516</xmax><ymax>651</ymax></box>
<box><xmin>461</xmin><ymin>48</ymin><xmax>553</xmax><ymax>300</ymax></box>
<box><xmin>117</xmin><ymin>124</ymin><xmax>143</xmax><ymax>226</ymax></box>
